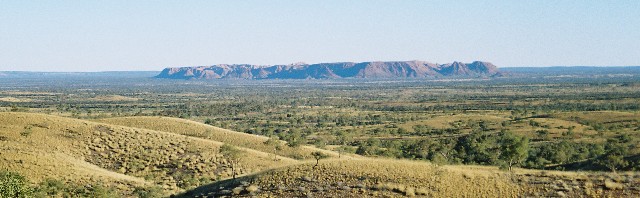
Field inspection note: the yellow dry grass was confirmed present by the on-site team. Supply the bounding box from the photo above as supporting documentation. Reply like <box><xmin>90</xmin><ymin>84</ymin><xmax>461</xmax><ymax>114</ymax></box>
<box><xmin>399</xmin><ymin>113</ymin><xmax>507</xmax><ymax>131</ymax></box>
<box><xmin>508</xmin><ymin>117</ymin><xmax>597</xmax><ymax>139</ymax></box>
<box><xmin>0</xmin><ymin>112</ymin><xmax>148</xmax><ymax>192</ymax></box>
<box><xmin>0</xmin><ymin>97</ymin><xmax>33</xmax><ymax>102</ymax></box>
<box><xmin>553</xmin><ymin>111</ymin><xmax>639</xmax><ymax>124</ymax></box>
<box><xmin>3</xmin><ymin>112</ymin><xmax>636</xmax><ymax>197</ymax></box>
<box><xmin>184</xmin><ymin>158</ymin><xmax>527</xmax><ymax>197</ymax></box>
<box><xmin>0</xmin><ymin>112</ymin><xmax>299</xmax><ymax>194</ymax></box>
<box><xmin>90</xmin><ymin>95</ymin><xmax>139</xmax><ymax>101</ymax></box>
<box><xmin>96</xmin><ymin>116</ymin><xmax>344</xmax><ymax>159</ymax></box>
<box><xmin>184</xmin><ymin>157</ymin><xmax>640</xmax><ymax>197</ymax></box>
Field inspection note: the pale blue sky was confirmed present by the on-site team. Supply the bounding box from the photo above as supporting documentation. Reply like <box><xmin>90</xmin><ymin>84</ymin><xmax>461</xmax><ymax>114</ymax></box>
<box><xmin>1</xmin><ymin>1</ymin><xmax>639</xmax><ymax>71</ymax></box>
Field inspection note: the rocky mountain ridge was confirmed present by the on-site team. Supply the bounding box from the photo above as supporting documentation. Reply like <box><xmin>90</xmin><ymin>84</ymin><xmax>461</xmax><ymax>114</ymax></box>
<box><xmin>155</xmin><ymin>61</ymin><xmax>501</xmax><ymax>79</ymax></box>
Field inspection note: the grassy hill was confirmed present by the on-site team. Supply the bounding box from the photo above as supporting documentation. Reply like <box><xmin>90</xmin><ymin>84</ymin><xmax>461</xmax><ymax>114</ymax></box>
<box><xmin>179</xmin><ymin>158</ymin><xmax>639</xmax><ymax>197</ymax></box>
<box><xmin>96</xmin><ymin>116</ymin><xmax>345</xmax><ymax>160</ymax></box>
<box><xmin>0</xmin><ymin>112</ymin><xmax>301</xmax><ymax>196</ymax></box>
<box><xmin>2</xmin><ymin>112</ymin><xmax>638</xmax><ymax>197</ymax></box>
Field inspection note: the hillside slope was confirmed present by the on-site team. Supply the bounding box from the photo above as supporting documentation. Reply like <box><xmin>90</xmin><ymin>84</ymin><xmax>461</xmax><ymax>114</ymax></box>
<box><xmin>0</xmin><ymin>112</ymin><xmax>299</xmax><ymax>196</ymax></box>
<box><xmin>180</xmin><ymin>158</ymin><xmax>639</xmax><ymax>197</ymax></box>
<box><xmin>96</xmin><ymin>116</ymin><xmax>345</xmax><ymax>160</ymax></box>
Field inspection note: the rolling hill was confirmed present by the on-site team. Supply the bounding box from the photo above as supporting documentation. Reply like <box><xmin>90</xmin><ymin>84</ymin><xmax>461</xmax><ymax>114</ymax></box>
<box><xmin>0</xmin><ymin>112</ymin><xmax>303</xmax><ymax>196</ymax></box>
<box><xmin>2</xmin><ymin>112</ymin><xmax>638</xmax><ymax>197</ymax></box>
<box><xmin>179</xmin><ymin>158</ymin><xmax>638</xmax><ymax>197</ymax></box>
<box><xmin>95</xmin><ymin>116</ymin><xmax>345</xmax><ymax>160</ymax></box>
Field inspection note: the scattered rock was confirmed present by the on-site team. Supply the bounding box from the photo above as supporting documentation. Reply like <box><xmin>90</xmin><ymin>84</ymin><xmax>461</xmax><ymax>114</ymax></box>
<box><xmin>302</xmin><ymin>176</ymin><xmax>313</xmax><ymax>182</ymax></box>
<box><xmin>604</xmin><ymin>179</ymin><xmax>624</xmax><ymax>190</ymax></box>
<box><xmin>245</xmin><ymin>185</ymin><xmax>259</xmax><ymax>193</ymax></box>
<box><xmin>232</xmin><ymin>186</ymin><xmax>244</xmax><ymax>195</ymax></box>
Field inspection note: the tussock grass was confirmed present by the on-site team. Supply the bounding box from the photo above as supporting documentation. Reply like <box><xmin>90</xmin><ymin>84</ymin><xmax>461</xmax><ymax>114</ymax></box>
<box><xmin>553</xmin><ymin>111</ymin><xmax>638</xmax><ymax>124</ymax></box>
<box><xmin>0</xmin><ymin>97</ymin><xmax>33</xmax><ymax>102</ymax></box>
<box><xmin>181</xmin><ymin>158</ymin><xmax>527</xmax><ymax>197</ymax></box>
<box><xmin>3</xmin><ymin>112</ymin><xmax>638</xmax><ymax>197</ymax></box>
<box><xmin>604</xmin><ymin>179</ymin><xmax>624</xmax><ymax>190</ymax></box>
<box><xmin>0</xmin><ymin>112</ymin><xmax>298</xmax><ymax>196</ymax></box>
<box><xmin>182</xmin><ymin>157</ymin><xmax>640</xmax><ymax>197</ymax></box>
<box><xmin>399</xmin><ymin>113</ymin><xmax>507</xmax><ymax>131</ymax></box>
<box><xmin>97</xmin><ymin>116</ymin><xmax>344</xmax><ymax>159</ymax></box>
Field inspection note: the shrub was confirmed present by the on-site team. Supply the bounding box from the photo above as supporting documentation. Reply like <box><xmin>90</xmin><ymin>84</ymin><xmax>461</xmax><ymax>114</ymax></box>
<box><xmin>20</xmin><ymin>126</ymin><xmax>32</xmax><ymax>137</ymax></box>
<box><xmin>220</xmin><ymin>144</ymin><xmax>244</xmax><ymax>179</ymax></box>
<box><xmin>0</xmin><ymin>171</ymin><xmax>34</xmax><ymax>198</ymax></box>
<box><xmin>204</xmin><ymin>118</ymin><xmax>215</xmax><ymax>125</ymax></box>
<box><xmin>311</xmin><ymin>151</ymin><xmax>329</xmax><ymax>168</ymax></box>
<box><xmin>36</xmin><ymin>178</ymin><xmax>66</xmax><ymax>196</ymax></box>
<box><xmin>133</xmin><ymin>185</ymin><xmax>164</xmax><ymax>198</ymax></box>
<box><xmin>86</xmin><ymin>184</ymin><xmax>118</xmax><ymax>198</ymax></box>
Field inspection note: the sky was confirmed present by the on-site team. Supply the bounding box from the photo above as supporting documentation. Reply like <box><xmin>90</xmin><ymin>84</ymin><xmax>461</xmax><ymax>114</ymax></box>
<box><xmin>1</xmin><ymin>1</ymin><xmax>639</xmax><ymax>72</ymax></box>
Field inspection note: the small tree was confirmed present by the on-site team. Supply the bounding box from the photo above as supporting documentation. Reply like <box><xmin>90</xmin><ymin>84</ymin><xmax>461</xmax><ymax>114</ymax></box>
<box><xmin>204</xmin><ymin>118</ymin><xmax>215</xmax><ymax>125</ymax></box>
<box><xmin>311</xmin><ymin>151</ymin><xmax>329</xmax><ymax>168</ymax></box>
<box><xmin>335</xmin><ymin>131</ymin><xmax>354</xmax><ymax>158</ymax></box>
<box><xmin>499</xmin><ymin>131</ymin><xmax>529</xmax><ymax>171</ymax></box>
<box><xmin>535</xmin><ymin>130</ymin><xmax>549</xmax><ymax>141</ymax></box>
<box><xmin>264</xmin><ymin>136</ymin><xmax>283</xmax><ymax>161</ymax></box>
<box><xmin>335</xmin><ymin>145</ymin><xmax>354</xmax><ymax>158</ymax></box>
<box><xmin>220</xmin><ymin>144</ymin><xmax>243</xmax><ymax>179</ymax></box>
<box><xmin>285</xmin><ymin>129</ymin><xmax>303</xmax><ymax>147</ymax></box>
<box><xmin>596</xmin><ymin>138</ymin><xmax>629</xmax><ymax>172</ymax></box>
<box><xmin>597</xmin><ymin>154</ymin><xmax>628</xmax><ymax>172</ymax></box>
<box><xmin>313</xmin><ymin>136</ymin><xmax>327</xmax><ymax>149</ymax></box>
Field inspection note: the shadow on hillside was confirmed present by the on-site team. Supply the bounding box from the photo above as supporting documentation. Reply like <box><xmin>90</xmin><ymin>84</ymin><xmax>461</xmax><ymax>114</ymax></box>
<box><xmin>174</xmin><ymin>176</ymin><xmax>254</xmax><ymax>198</ymax></box>
<box><xmin>547</xmin><ymin>154</ymin><xmax>640</xmax><ymax>171</ymax></box>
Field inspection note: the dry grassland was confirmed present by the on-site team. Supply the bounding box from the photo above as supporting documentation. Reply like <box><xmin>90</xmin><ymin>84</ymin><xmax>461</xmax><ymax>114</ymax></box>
<box><xmin>0</xmin><ymin>112</ymin><xmax>301</xmax><ymax>195</ymax></box>
<box><xmin>97</xmin><ymin>116</ymin><xmax>342</xmax><ymax>159</ymax></box>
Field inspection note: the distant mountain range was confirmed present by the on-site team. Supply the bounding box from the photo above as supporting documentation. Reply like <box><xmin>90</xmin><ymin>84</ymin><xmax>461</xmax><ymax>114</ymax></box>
<box><xmin>155</xmin><ymin>61</ymin><xmax>501</xmax><ymax>79</ymax></box>
<box><xmin>2</xmin><ymin>64</ymin><xmax>638</xmax><ymax>80</ymax></box>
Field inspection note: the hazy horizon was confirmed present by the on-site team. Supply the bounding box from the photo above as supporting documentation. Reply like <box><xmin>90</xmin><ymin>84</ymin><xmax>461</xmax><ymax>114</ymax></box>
<box><xmin>3</xmin><ymin>62</ymin><xmax>640</xmax><ymax>73</ymax></box>
<box><xmin>1</xmin><ymin>1</ymin><xmax>639</xmax><ymax>72</ymax></box>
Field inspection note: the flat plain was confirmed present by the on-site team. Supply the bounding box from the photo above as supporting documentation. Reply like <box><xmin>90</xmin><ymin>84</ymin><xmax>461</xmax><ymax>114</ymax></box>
<box><xmin>1</xmin><ymin>68</ymin><xmax>639</xmax><ymax>197</ymax></box>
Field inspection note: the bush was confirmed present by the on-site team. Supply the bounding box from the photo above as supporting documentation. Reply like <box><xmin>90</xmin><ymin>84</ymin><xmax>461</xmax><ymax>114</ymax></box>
<box><xmin>33</xmin><ymin>179</ymin><xmax>120</xmax><ymax>198</ymax></box>
<box><xmin>36</xmin><ymin>179</ymin><xmax>66</xmax><ymax>196</ymax></box>
<box><xmin>0</xmin><ymin>171</ymin><xmax>34</xmax><ymax>198</ymax></box>
<box><xmin>133</xmin><ymin>185</ymin><xmax>164</xmax><ymax>198</ymax></box>
<box><xmin>85</xmin><ymin>184</ymin><xmax>118</xmax><ymax>198</ymax></box>
<box><xmin>20</xmin><ymin>126</ymin><xmax>32</xmax><ymax>137</ymax></box>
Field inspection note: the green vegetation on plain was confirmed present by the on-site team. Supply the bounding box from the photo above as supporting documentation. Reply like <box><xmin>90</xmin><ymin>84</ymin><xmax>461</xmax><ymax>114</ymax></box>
<box><xmin>1</xmin><ymin>75</ymin><xmax>639</xmax><ymax>197</ymax></box>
